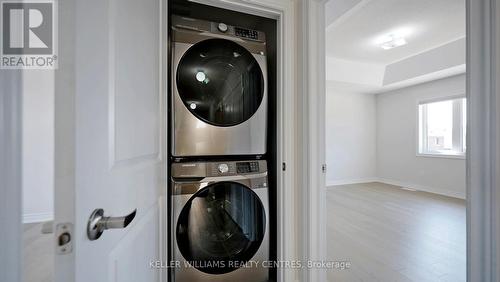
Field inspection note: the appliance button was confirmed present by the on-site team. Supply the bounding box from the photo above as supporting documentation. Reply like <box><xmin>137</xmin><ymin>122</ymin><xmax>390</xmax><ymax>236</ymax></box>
<box><xmin>218</xmin><ymin>23</ymin><xmax>228</xmax><ymax>33</ymax></box>
<box><xmin>218</xmin><ymin>163</ymin><xmax>229</xmax><ymax>174</ymax></box>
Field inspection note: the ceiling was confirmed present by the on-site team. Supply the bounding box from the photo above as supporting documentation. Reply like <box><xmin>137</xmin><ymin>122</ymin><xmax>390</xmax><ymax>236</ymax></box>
<box><xmin>325</xmin><ymin>0</ymin><xmax>466</xmax><ymax>65</ymax></box>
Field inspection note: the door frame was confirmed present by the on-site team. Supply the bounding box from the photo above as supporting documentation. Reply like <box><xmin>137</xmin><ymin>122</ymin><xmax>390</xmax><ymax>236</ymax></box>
<box><xmin>0</xmin><ymin>70</ymin><xmax>23</xmax><ymax>282</ymax></box>
<box><xmin>296</xmin><ymin>0</ymin><xmax>327</xmax><ymax>281</ymax></box>
<box><xmin>467</xmin><ymin>0</ymin><xmax>500</xmax><ymax>280</ymax></box>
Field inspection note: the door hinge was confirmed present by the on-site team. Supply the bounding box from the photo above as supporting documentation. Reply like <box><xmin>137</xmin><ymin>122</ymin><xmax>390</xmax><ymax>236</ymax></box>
<box><xmin>322</xmin><ymin>164</ymin><xmax>327</xmax><ymax>173</ymax></box>
<box><xmin>282</xmin><ymin>162</ymin><xmax>286</xmax><ymax>171</ymax></box>
<box><xmin>56</xmin><ymin>223</ymin><xmax>73</xmax><ymax>255</ymax></box>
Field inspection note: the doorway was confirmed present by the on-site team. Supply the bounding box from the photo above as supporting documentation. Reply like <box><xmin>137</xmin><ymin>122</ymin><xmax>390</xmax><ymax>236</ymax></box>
<box><xmin>324</xmin><ymin>0</ymin><xmax>466</xmax><ymax>281</ymax></box>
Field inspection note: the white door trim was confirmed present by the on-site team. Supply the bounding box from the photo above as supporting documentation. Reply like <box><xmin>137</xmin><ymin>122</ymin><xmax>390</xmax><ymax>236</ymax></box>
<box><xmin>467</xmin><ymin>0</ymin><xmax>500</xmax><ymax>280</ymax></box>
<box><xmin>54</xmin><ymin>0</ymin><xmax>77</xmax><ymax>280</ymax></box>
<box><xmin>297</xmin><ymin>0</ymin><xmax>327</xmax><ymax>281</ymax></box>
<box><xmin>0</xmin><ymin>70</ymin><xmax>23</xmax><ymax>282</ymax></box>
<box><xmin>495</xmin><ymin>1</ymin><xmax>500</xmax><ymax>280</ymax></box>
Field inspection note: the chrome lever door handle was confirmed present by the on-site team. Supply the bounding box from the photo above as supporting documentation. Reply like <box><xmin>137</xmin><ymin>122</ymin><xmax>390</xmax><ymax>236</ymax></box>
<box><xmin>87</xmin><ymin>208</ymin><xmax>137</xmax><ymax>241</ymax></box>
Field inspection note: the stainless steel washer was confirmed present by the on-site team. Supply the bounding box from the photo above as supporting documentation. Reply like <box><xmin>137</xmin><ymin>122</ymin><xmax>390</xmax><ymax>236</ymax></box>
<box><xmin>171</xmin><ymin>160</ymin><xmax>269</xmax><ymax>282</ymax></box>
<box><xmin>171</xmin><ymin>15</ymin><xmax>268</xmax><ymax>157</ymax></box>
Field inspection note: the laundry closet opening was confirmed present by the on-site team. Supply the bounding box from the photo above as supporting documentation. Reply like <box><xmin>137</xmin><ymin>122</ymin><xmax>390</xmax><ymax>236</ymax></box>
<box><xmin>167</xmin><ymin>1</ymin><xmax>278</xmax><ymax>281</ymax></box>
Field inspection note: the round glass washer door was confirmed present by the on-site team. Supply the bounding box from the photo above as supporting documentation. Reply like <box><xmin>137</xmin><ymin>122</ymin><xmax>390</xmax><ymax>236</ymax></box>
<box><xmin>176</xmin><ymin>181</ymin><xmax>266</xmax><ymax>274</ymax></box>
<box><xmin>176</xmin><ymin>38</ymin><xmax>265</xmax><ymax>127</ymax></box>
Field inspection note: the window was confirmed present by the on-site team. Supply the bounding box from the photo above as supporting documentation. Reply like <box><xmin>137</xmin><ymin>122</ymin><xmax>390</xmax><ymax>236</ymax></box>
<box><xmin>418</xmin><ymin>97</ymin><xmax>466</xmax><ymax>157</ymax></box>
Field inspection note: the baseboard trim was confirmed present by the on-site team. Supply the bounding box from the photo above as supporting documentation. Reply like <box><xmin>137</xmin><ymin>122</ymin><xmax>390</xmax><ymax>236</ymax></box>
<box><xmin>327</xmin><ymin>178</ymin><xmax>378</xmax><ymax>187</ymax></box>
<box><xmin>23</xmin><ymin>212</ymin><xmax>54</xmax><ymax>224</ymax></box>
<box><xmin>326</xmin><ymin>178</ymin><xmax>465</xmax><ymax>199</ymax></box>
<box><xmin>376</xmin><ymin>178</ymin><xmax>466</xmax><ymax>199</ymax></box>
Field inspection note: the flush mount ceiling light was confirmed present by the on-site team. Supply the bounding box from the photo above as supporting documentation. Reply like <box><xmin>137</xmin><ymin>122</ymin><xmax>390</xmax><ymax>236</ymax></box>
<box><xmin>379</xmin><ymin>34</ymin><xmax>407</xmax><ymax>50</ymax></box>
<box><xmin>373</xmin><ymin>26</ymin><xmax>414</xmax><ymax>50</ymax></box>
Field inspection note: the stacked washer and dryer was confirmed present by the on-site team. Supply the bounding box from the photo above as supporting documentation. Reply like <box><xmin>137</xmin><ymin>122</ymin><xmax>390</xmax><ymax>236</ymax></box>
<box><xmin>170</xmin><ymin>15</ymin><xmax>271</xmax><ymax>282</ymax></box>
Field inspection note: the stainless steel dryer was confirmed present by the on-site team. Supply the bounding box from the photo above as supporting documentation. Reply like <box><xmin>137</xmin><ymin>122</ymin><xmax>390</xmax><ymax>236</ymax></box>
<box><xmin>171</xmin><ymin>15</ymin><xmax>268</xmax><ymax>157</ymax></box>
<box><xmin>171</xmin><ymin>160</ymin><xmax>269</xmax><ymax>282</ymax></box>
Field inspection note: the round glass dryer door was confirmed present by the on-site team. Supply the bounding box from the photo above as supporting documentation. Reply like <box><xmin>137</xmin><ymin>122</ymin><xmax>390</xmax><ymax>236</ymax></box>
<box><xmin>176</xmin><ymin>39</ymin><xmax>265</xmax><ymax>127</ymax></box>
<box><xmin>176</xmin><ymin>182</ymin><xmax>266</xmax><ymax>274</ymax></box>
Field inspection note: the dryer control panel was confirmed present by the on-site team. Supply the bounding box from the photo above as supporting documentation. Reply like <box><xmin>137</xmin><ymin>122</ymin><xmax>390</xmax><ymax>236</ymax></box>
<box><xmin>171</xmin><ymin>15</ymin><xmax>266</xmax><ymax>45</ymax></box>
<box><xmin>172</xmin><ymin>160</ymin><xmax>267</xmax><ymax>178</ymax></box>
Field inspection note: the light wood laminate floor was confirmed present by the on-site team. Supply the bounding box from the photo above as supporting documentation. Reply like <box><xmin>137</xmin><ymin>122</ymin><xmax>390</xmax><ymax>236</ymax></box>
<box><xmin>326</xmin><ymin>182</ymin><xmax>466</xmax><ymax>282</ymax></box>
<box><xmin>23</xmin><ymin>222</ymin><xmax>53</xmax><ymax>282</ymax></box>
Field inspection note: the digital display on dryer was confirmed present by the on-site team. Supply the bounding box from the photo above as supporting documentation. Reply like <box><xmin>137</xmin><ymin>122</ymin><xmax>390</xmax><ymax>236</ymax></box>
<box><xmin>235</xmin><ymin>27</ymin><xmax>259</xmax><ymax>40</ymax></box>
<box><xmin>237</xmin><ymin>162</ymin><xmax>259</xmax><ymax>173</ymax></box>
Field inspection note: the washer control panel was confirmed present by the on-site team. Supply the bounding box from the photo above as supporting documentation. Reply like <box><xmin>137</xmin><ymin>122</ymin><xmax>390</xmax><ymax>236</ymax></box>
<box><xmin>210</xmin><ymin>161</ymin><xmax>263</xmax><ymax>176</ymax></box>
<box><xmin>236</xmin><ymin>161</ymin><xmax>260</xmax><ymax>173</ymax></box>
<box><xmin>172</xmin><ymin>160</ymin><xmax>267</xmax><ymax>178</ymax></box>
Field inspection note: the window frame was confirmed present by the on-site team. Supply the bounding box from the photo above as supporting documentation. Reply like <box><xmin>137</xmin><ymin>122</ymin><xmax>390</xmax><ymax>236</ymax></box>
<box><xmin>416</xmin><ymin>95</ymin><xmax>466</xmax><ymax>159</ymax></box>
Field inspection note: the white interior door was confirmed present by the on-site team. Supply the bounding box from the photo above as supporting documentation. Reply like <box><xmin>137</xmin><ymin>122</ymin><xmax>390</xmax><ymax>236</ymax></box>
<box><xmin>54</xmin><ymin>0</ymin><xmax>166</xmax><ymax>281</ymax></box>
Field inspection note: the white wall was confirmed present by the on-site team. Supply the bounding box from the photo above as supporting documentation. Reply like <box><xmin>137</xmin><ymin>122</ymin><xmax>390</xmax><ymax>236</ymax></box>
<box><xmin>376</xmin><ymin>74</ymin><xmax>466</xmax><ymax>198</ymax></box>
<box><xmin>326</xmin><ymin>56</ymin><xmax>385</xmax><ymax>86</ymax></box>
<box><xmin>325</xmin><ymin>81</ymin><xmax>377</xmax><ymax>185</ymax></box>
<box><xmin>22</xmin><ymin>70</ymin><xmax>55</xmax><ymax>223</ymax></box>
<box><xmin>325</xmin><ymin>74</ymin><xmax>466</xmax><ymax>199</ymax></box>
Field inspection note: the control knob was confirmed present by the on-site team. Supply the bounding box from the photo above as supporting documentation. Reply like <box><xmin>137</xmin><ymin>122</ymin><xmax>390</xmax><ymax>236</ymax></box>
<box><xmin>218</xmin><ymin>163</ymin><xmax>229</xmax><ymax>174</ymax></box>
<box><xmin>218</xmin><ymin>23</ymin><xmax>228</xmax><ymax>33</ymax></box>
